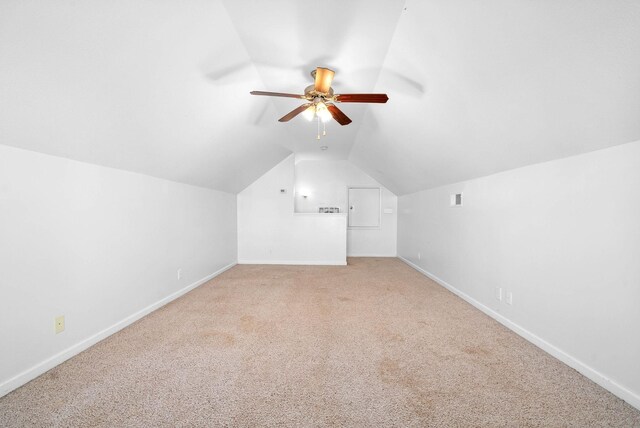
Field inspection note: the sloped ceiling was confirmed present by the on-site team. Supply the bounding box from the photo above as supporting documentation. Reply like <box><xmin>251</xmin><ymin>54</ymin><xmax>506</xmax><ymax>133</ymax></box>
<box><xmin>350</xmin><ymin>0</ymin><xmax>640</xmax><ymax>195</ymax></box>
<box><xmin>1</xmin><ymin>0</ymin><xmax>639</xmax><ymax>195</ymax></box>
<box><xmin>0</xmin><ymin>0</ymin><xmax>292</xmax><ymax>193</ymax></box>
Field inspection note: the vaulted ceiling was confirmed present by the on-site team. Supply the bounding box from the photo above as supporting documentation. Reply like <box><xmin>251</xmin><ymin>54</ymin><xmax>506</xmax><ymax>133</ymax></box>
<box><xmin>1</xmin><ymin>0</ymin><xmax>639</xmax><ymax>195</ymax></box>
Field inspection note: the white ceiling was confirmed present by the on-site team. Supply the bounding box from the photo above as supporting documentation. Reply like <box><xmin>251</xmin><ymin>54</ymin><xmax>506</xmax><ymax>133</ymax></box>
<box><xmin>1</xmin><ymin>0</ymin><xmax>639</xmax><ymax>194</ymax></box>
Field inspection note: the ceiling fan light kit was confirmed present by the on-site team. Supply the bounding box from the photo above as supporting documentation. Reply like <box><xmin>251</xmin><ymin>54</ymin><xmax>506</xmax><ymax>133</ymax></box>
<box><xmin>250</xmin><ymin>66</ymin><xmax>389</xmax><ymax>139</ymax></box>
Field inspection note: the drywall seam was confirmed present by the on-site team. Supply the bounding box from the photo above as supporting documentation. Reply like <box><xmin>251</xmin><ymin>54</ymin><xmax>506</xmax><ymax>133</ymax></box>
<box><xmin>0</xmin><ymin>262</ymin><xmax>237</xmax><ymax>398</ymax></box>
<box><xmin>238</xmin><ymin>260</ymin><xmax>347</xmax><ymax>266</ymax></box>
<box><xmin>398</xmin><ymin>256</ymin><xmax>640</xmax><ymax>411</ymax></box>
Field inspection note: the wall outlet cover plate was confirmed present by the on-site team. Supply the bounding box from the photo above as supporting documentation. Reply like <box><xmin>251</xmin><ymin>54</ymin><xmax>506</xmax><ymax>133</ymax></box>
<box><xmin>55</xmin><ymin>315</ymin><xmax>65</xmax><ymax>334</ymax></box>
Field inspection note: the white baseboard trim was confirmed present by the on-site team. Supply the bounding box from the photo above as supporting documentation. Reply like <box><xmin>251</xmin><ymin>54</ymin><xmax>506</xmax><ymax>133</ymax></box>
<box><xmin>347</xmin><ymin>254</ymin><xmax>397</xmax><ymax>257</ymax></box>
<box><xmin>238</xmin><ymin>260</ymin><xmax>347</xmax><ymax>266</ymax></box>
<box><xmin>398</xmin><ymin>256</ymin><xmax>640</xmax><ymax>411</ymax></box>
<box><xmin>0</xmin><ymin>262</ymin><xmax>237</xmax><ymax>398</ymax></box>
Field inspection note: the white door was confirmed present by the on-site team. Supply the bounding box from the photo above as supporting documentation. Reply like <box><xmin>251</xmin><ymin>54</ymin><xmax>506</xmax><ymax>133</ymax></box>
<box><xmin>348</xmin><ymin>188</ymin><xmax>380</xmax><ymax>228</ymax></box>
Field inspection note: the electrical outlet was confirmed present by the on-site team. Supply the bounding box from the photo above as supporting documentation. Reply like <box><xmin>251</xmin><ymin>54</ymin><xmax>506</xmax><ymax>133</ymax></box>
<box><xmin>55</xmin><ymin>315</ymin><xmax>65</xmax><ymax>334</ymax></box>
<box><xmin>495</xmin><ymin>287</ymin><xmax>502</xmax><ymax>301</ymax></box>
<box><xmin>506</xmin><ymin>292</ymin><xmax>513</xmax><ymax>305</ymax></box>
<box><xmin>177</xmin><ymin>268</ymin><xmax>182</xmax><ymax>280</ymax></box>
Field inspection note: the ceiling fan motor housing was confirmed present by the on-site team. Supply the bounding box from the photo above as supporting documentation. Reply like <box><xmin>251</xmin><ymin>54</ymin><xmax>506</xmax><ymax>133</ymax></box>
<box><xmin>304</xmin><ymin>84</ymin><xmax>334</xmax><ymax>99</ymax></box>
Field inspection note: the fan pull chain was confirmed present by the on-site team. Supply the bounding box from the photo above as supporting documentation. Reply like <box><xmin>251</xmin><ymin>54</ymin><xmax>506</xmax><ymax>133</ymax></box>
<box><xmin>317</xmin><ymin>116</ymin><xmax>320</xmax><ymax>140</ymax></box>
<box><xmin>323</xmin><ymin>121</ymin><xmax>326</xmax><ymax>136</ymax></box>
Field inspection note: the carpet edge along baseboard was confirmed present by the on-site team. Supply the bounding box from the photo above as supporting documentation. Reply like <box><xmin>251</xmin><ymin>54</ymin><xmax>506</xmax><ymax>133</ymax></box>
<box><xmin>0</xmin><ymin>262</ymin><xmax>237</xmax><ymax>398</ymax></box>
<box><xmin>397</xmin><ymin>256</ymin><xmax>640</xmax><ymax>412</ymax></box>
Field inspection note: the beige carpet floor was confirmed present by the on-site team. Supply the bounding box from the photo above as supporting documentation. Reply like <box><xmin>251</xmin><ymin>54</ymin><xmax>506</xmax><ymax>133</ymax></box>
<box><xmin>1</xmin><ymin>258</ymin><xmax>638</xmax><ymax>427</ymax></box>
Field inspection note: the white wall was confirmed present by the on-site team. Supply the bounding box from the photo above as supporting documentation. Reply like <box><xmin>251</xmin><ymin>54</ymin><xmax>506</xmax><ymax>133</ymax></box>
<box><xmin>238</xmin><ymin>155</ymin><xmax>347</xmax><ymax>265</ymax></box>
<box><xmin>397</xmin><ymin>140</ymin><xmax>640</xmax><ymax>409</ymax></box>
<box><xmin>294</xmin><ymin>159</ymin><xmax>397</xmax><ymax>257</ymax></box>
<box><xmin>0</xmin><ymin>145</ymin><xmax>237</xmax><ymax>396</ymax></box>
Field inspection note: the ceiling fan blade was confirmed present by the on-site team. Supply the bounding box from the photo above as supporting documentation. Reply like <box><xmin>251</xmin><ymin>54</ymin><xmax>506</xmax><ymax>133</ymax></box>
<box><xmin>314</xmin><ymin>67</ymin><xmax>335</xmax><ymax>93</ymax></box>
<box><xmin>327</xmin><ymin>104</ymin><xmax>352</xmax><ymax>126</ymax></box>
<box><xmin>335</xmin><ymin>93</ymin><xmax>389</xmax><ymax>103</ymax></box>
<box><xmin>250</xmin><ymin>91</ymin><xmax>306</xmax><ymax>99</ymax></box>
<box><xmin>278</xmin><ymin>103</ymin><xmax>312</xmax><ymax>122</ymax></box>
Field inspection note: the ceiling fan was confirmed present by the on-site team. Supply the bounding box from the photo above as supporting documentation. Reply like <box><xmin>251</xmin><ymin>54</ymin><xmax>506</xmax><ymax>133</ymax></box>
<box><xmin>250</xmin><ymin>67</ymin><xmax>388</xmax><ymax>137</ymax></box>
